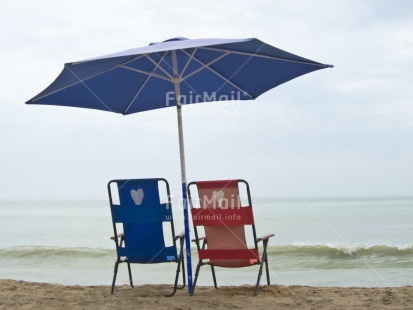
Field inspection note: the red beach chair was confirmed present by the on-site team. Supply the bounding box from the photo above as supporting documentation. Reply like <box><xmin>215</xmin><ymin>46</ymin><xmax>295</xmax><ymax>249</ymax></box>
<box><xmin>187</xmin><ymin>179</ymin><xmax>274</xmax><ymax>296</ymax></box>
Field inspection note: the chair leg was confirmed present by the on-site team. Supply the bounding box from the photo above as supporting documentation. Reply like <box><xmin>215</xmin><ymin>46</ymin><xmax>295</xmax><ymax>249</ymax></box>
<box><xmin>254</xmin><ymin>259</ymin><xmax>265</xmax><ymax>296</ymax></box>
<box><xmin>127</xmin><ymin>262</ymin><xmax>134</xmax><ymax>288</ymax></box>
<box><xmin>190</xmin><ymin>262</ymin><xmax>202</xmax><ymax>296</ymax></box>
<box><xmin>164</xmin><ymin>238</ymin><xmax>186</xmax><ymax>297</ymax></box>
<box><xmin>255</xmin><ymin>240</ymin><xmax>270</xmax><ymax>296</ymax></box>
<box><xmin>265</xmin><ymin>253</ymin><xmax>270</xmax><ymax>286</ymax></box>
<box><xmin>163</xmin><ymin>265</ymin><xmax>180</xmax><ymax>297</ymax></box>
<box><xmin>211</xmin><ymin>265</ymin><xmax>217</xmax><ymax>288</ymax></box>
<box><xmin>164</xmin><ymin>253</ymin><xmax>183</xmax><ymax>297</ymax></box>
<box><xmin>111</xmin><ymin>260</ymin><xmax>120</xmax><ymax>294</ymax></box>
<box><xmin>177</xmin><ymin>238</ymin><xmax>186</xmax><ymax>290</ymax></box>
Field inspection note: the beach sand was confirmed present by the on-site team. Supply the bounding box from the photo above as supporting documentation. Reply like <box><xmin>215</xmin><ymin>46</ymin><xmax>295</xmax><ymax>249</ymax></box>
<box><xmin>1</xmin><ymin>280</ymin><xmax>412</xmax><ymax>309</ymax></box>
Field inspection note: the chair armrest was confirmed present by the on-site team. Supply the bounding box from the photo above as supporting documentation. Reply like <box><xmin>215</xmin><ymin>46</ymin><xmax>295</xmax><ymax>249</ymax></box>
<box><xmin>192</xmin><ymin>236</ymin><xmax>206</xmax><ymax>243</ymax></box>
<box><xmin>174</xmin><ymin>231</ymin><xmax>185</xmax><ymax>240</ymax></box>
<box><xmin>257</xmin><ymin>234</ymin><xmax>275</xmax><ymax>242</ymax></box>
<box><xmin>110</xmin><ymin>232</ymin><xmax>124</xmax><ymax>240</ymax></box>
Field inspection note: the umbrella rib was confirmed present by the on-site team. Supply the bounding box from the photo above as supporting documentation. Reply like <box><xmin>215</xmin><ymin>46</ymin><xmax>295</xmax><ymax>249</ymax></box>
<box><xmin>180</xmin><ymin>49</ymin><xmax>253</xmax><ymax>99</ymax></box>
<box><xmin>122</xmin><ymin>74</ymin><xmax>152</xmax><ymax>114</ymax></box>
<box><xmin>29</xmin><ymin>64</ymin><xmax>122</xmax><ymax>103</ymax></box>
<box><xmin>118</xmin><ymin>65</ymin><xmax>172</xmax><ymax>82</ymax></box>
<box><xmin>179</xmin><ymin>48</ymin><xmax>197</xmax><ymax>78</ymax></box>
<box><xmin>144</xmin><ymin>53</ymin><xmax>174</xmax><ymax>80</ymax></box>
<box><xmin>180</xmin><ymin>51</ymin><xmax>230</xmax><ymax>81</ymax></box>
<box><xmin>64</xmin><ymin>64</ymin><xmax>115</xmax><ymax>112</ymax></box>
<box><xmin>30</xmin><ymin>54</ymin><xmax>160</xmax><ymax>103</ymax></box>
<box><xmin>123</xmin><ymin>52</ymin><xmax>172</xmax><ymax>114</ymax></box>
<box><xmin>142</xmin><ymin>50</ymin><xmax>205</xmax><ymax>102</ymax></box>
<box><xmin>199</xmin><ymin>46</ymin><xmax>332</xmax><ymax>68</ymax></box>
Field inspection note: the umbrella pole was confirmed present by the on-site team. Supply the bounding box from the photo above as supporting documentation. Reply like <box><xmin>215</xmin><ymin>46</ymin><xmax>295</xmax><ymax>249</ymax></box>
<box><xmin>176</xmin><ymin>104</ymin><xmax>192</xmax><ymax>293</ymax></box>
<box><xmin>172</xmin><ymin>50</ymin><xmax>193</xmax><ymax>293</ymax></box>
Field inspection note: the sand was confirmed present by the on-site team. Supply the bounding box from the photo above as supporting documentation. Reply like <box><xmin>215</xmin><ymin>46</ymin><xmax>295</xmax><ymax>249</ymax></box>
<box><xmin>1</xmin><ymin>280</ymin><xmax>412</xmax><ymax>309</ymax></box>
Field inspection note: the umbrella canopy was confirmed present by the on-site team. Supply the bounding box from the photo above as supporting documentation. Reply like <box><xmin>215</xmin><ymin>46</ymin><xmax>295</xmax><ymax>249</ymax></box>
<box><xmin>27</xmin><ymin>37</ymin><xmax>332</xmax><ymax>112</ymax></box>
<box><xmin>26</xmin><ymin>37</ymin><xmax>333</xmax><ymax>292</ymax></box>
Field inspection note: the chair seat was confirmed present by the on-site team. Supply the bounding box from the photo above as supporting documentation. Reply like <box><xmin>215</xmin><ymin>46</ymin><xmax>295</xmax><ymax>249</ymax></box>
<box><xmin>206</xmin><ymin>258</ymin><xmax>260</xmax><ymax>268</ymax></box>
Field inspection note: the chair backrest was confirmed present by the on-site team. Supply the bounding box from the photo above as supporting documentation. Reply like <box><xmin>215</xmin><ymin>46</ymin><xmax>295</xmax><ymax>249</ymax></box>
<box><xmin>188</xmin><ymin>179</ymin><xmax>259</xmax><ymax>267</ymax></box>
<box><xmin>108</xmin><ymin>178</ymin><xmax>177</xmax><ymax>263</ymax></box>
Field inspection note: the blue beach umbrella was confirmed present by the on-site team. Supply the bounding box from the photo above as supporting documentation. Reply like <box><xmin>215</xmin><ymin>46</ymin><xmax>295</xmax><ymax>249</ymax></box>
<box><xmin>26</xmin><ymin>37</ymin><xmax>333</xmax><ymax>292</ymax></box>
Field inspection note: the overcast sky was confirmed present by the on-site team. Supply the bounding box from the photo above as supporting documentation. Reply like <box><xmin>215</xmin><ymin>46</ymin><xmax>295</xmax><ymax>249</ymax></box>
<box><xmin>0</xmin><ymin>0</ymin><xmax>412</xmax><ymax>200</ymax></box>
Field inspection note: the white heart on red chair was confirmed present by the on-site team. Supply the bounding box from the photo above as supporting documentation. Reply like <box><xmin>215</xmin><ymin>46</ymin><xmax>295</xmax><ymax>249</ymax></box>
<box><xmin>212</xmin><ymin>190</ymin><xmax>225</xmax><ymax>207</ymax></box>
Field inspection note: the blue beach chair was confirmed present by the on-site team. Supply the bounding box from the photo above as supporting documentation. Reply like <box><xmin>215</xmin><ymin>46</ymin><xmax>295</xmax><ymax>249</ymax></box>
<box><xmin>108</xmin><ymin>178</ymin><xmax>185</xmax><ymax>296</ymax></box>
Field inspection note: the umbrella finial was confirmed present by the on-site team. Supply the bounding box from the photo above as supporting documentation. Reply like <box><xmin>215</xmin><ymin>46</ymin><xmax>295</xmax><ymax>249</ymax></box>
<box><xmin>163</xmin><ymin>37</ymin><xmax>189</xmax><ymax>42</ymax></box>
<box><xmin>149</xmin><ymin>37</ymin><xmax>189</xmax><ymax>46</ymax></box>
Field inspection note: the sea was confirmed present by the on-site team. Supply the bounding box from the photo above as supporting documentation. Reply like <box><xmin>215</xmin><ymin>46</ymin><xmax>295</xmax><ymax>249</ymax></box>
<box><xmin>0</xmin><ymin>197</ymin><xmax>412</xmax><ymax>288</ymax></box>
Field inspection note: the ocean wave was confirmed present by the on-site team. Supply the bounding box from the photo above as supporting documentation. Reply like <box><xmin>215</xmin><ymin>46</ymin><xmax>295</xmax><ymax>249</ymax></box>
<box><xmin>0</xmin><ymin>246</ymin><xmax>114</xmax><ymax>261</ymax></box>
<box><xmin>1</xmin><ymin>244</ymin><xmax>412</xmax><ymax>259</ymax></box>
<box><xmin>268</xmin><ymin>244</ymin><xmax>413</xmax><ymax>258</ymax></box>
<box><xmin>267</xmin><ymin>244</ymin><xmax>413</xmax><ymax>270</ymax></box>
